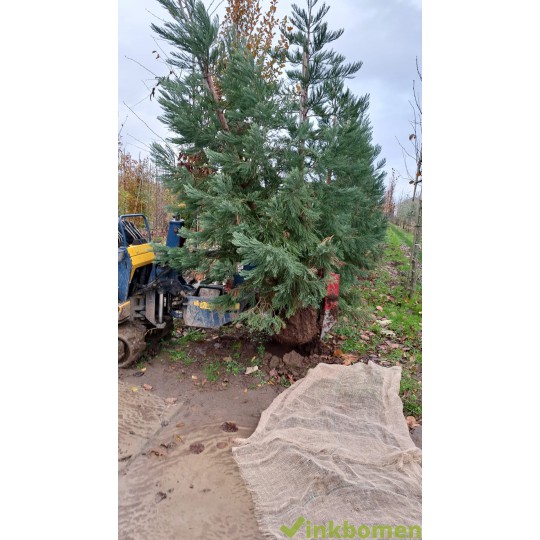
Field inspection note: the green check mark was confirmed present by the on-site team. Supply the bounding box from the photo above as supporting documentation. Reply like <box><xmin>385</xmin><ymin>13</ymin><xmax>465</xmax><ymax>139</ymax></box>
<box><xmin>280</xmin><ymin>516</ymin><xmax>305</xmax><ymax>538</ymax></box>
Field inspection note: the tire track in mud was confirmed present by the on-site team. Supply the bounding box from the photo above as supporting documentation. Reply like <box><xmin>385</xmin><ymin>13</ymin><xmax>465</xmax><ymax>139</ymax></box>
<box><xmin>118</xmin><ymin>381</ymin><xmax>179</xmax><ymax>473</ymax></box>
<box><xmin>118</xmin><ymin>381</ymin><xmax>264</xmax><ymax>539</ymax></box>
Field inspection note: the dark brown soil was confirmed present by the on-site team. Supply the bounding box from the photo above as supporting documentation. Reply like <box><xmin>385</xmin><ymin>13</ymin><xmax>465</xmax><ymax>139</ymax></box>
<box><xmin>274</xmin><ymin>306</ymin><xmax>320</xmax><ymax>346</ymax></box>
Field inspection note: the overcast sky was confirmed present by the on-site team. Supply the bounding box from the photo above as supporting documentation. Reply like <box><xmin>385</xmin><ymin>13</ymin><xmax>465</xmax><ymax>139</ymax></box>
<box><xmin>119</xmin><ymin>0</ymin><xmax>421</xmax><ymax>198</ymax></box>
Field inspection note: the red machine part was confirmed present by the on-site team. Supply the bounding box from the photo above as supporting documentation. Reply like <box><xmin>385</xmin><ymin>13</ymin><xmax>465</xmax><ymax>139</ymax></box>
<box><xmin>321</xmin><ymin>273</ymin><xmax>340</xmax><ymax>338</ymax></box>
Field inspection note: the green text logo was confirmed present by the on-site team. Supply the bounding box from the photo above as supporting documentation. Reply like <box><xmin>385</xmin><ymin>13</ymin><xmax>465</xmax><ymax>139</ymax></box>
<box><xmin>279</xmin><ymin>518</ymin><xmax>421</xmax><ymax>538</ymax></box>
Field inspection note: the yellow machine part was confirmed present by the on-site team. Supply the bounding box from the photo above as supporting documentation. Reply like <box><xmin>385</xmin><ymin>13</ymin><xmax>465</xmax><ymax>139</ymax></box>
<box><xmin>127</xmin><ymin>244</ymin><xmax>155</xmax><ymax>280</ymax></box>
<box><xmin>118</xmin><ymin>301</ymin><xmax>131</xmax><ymax>322</ymax></box>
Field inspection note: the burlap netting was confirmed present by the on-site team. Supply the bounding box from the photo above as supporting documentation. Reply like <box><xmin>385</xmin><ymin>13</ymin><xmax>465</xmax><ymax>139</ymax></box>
<box><xmin>232</xmin><ymin>362</ymin><xmax>422</xmax><ymax>539</ymax></box>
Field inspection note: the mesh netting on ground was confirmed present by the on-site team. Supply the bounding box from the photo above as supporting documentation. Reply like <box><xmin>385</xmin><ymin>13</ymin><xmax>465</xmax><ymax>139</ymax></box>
<box><xmin>232</xmin><ymin>362</ymin><xmax>422</xmax><ymax>539</ymax></box>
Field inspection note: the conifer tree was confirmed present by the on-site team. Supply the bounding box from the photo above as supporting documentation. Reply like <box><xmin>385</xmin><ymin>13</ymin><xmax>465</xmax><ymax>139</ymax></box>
<box><xmin>151</xmin><ymin>0</ymin><xmax>386</xmax><ymax>340</ymax></box>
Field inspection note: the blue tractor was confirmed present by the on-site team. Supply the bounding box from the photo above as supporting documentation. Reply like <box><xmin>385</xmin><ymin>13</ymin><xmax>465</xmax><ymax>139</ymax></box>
<box><xmin>118</xmin><ymin>214</ymin><xmax>241</xmax><ymax>368</ymax></box>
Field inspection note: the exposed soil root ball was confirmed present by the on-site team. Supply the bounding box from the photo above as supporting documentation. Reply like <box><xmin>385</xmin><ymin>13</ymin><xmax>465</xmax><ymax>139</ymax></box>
<box><xmin>274</xmin><ymin>306</ymin><xmax>319</xmax><ymax>346</ymax></box>
<box><xmin>262</xmin><ymin>349</ymin><xmax>340</xmax><ymax>380</ymax></box>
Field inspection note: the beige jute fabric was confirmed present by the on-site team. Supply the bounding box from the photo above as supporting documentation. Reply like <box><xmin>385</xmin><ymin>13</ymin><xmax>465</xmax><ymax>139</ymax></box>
<box><xmin>232</xmin><ymin>361</ymin><xmax>422</xmax><ymax>539</ymax></box>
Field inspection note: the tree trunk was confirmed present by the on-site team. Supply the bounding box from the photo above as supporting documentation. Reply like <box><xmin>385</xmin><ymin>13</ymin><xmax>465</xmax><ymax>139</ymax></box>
<box><xmin>407</xmin><ymin>198</ymin><xmax>422</xmax><ymax>298</ymax></box>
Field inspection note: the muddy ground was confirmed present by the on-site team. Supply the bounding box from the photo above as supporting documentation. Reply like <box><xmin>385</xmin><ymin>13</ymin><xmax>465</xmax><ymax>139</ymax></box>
<box><xmin>118</xmin><ymin>325</ymin><xmax>421</xmax><ymax>539</ymax></box>
<box><xmin>118</xmin><ymin>328</ymin><xmax>287</xmax><ymax>539</ymax></box>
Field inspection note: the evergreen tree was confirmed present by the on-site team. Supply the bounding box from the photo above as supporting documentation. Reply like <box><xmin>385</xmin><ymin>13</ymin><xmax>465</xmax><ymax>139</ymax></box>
<box><xmin>151</xmin><ymin>0</ymin><xmax>386</xmax><ymax>339</ymax></box>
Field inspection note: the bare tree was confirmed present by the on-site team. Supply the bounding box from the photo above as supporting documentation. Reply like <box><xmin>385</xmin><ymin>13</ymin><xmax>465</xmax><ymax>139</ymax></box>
<box><xmin>383</xmin><ymin>168</ymin><xmax>398</xmax><ymax>219</ymax></box>
<box><xmin>394</xmin><ymin>58</ymin><xmax>422</xmax><ymax>297</ymax></box>
<box><xmin>406</xmin><ymin>59</ymin><xmax>422</xmax><ymax>297</ymax></box>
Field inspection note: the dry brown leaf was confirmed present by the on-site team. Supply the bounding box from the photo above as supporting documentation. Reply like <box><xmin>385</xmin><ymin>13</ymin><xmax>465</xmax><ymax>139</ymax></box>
<box><xmin>189</xmin><ymin>442</ymin><xmax>205</xmax><ymax>454</ymax></box>
<box><xmin>143</xmin><ymin>384</ymin><xmax>153</xmax><ymax>391</ymax></box>
<box><xmin>406</xmin><ymin>416</ymin><xmax>420</xmax><ymax>429</ymax></box>
<box><xmin>221</xmin><ymin>422</ymin><xmax>238</xmax><ymax>432</ymax></box>
<box><xmin>165</xmin><ymin>397</ymin><xmax>178</xmax><ymax>404</ymax></box>
<box><xmin>341</xmin><ymin>354</ymin><xmax>359</xmax><ymax>366</ymax></box>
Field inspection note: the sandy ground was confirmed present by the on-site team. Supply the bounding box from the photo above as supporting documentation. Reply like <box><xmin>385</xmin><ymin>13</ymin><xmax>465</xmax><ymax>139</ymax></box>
<box><xmin>118</xmin><ymin>332</ymin><xmax>422</xmax><ymax>539</ymax></box>
<box><xmin>118</xmin><ymin>349</ymin><xmax>283</xmax><ymax>540</ymax></box>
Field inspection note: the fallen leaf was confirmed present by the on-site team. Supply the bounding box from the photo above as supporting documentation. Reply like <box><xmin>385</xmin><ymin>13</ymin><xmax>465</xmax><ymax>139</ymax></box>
<box><xmin>143</xmin><ymin>384</ymin><xmax>153</xmax><ymax>391</ymax></box>
<box><xmin>341</xmin><ymin>354</ymin><xmax>359</xmax><ymax>366</ymax></box>
<box><xmin>175</xmin><ymin>422</ymin><xmax>185</xmax><ymax>428</ymax></box>
<box><xmin>223</xmin><ymin>356</ymin><xmax>232</xmax><ymax>362</ymax></box>
<box><xmin>191</xmin><ymin>375</ymin><xmax>198</xmax><ymax>380</ymax></box>
<box><xmin>376</xmin><ymin>305</ymin><xmax>383</xmax><ymax>311</ymax></box>
<box><xmin>160</xmin><ymin>441</ymin><xmax>177</xmax><ymax>450</ymax></box>
<box><xmin>221</xmin><ymin>421</ymin><xmax>238</xmax><ymax>432</ymax></box>
<box><xmin>360</xmin><ymin>334</ymin><xmax>370</xmax><ymax>340</ymax></box>
<box><xmin>333</xmin><ymin>349</ymin><xmax>344</xmax><ymax>357</ymax></box>
<box><xmin>189</xmin><ymin>442</ymin><xmax>205</xmax><ymax>454</ymax></box>
<box><xmin>380</xmin><ymin>329</ymin><xmax>396</xmax><ymax>337</ymax></box>
<box><xmin>140</xmin><ymin>367</ymin><xmax>147</xmax><ymax>373</ymax></box>
<box><xmin>131</xmin><ymin>386</ymin><xmax>138</xmax><ymax>392</ymax></box>
<box><xmin>155</xmin><ymin>491</ymin><xmax>167</xmax><ymax>503</ymax></box>
<box><xmin>165</xmin><ymin>397</ymin><xmax>178</xmax><ymax>404</ymax></box>
<box><xmin>378</xmin><ymin>319</ymin><xmax>392</xmax><ymax>327</ymax></box>
<box><xmin>245</xmin><ymin>366</ymin><xmax>259</xmax><ymax>375</ymax></box>
<box><xmin>390</xmin><ymin>343</ymin><xmax>401</xmax><ymax>349</ymax></box>
<box><xmin>406</xmin><ymin>416</ymin><xmax>420</xmax><ymax>429</ymax></box>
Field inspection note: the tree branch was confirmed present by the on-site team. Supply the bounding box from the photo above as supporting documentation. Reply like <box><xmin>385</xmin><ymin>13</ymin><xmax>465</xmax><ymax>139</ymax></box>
<box><xmin>122</xmin><ymin>101</ymin><xmax>168</xmax><ymax>143</ymax></box>
<box><xmin>125</xmin><ymin>56</ymin><xmax>159</xmax><ymax>78</ymax></box>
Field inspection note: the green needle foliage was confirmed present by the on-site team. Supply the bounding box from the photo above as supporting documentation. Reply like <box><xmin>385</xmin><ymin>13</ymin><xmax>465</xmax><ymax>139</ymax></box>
<box><xmin>151</xmin><ymin>0</ymin><xmax>387</xmax><ymax>336</ymax></box>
